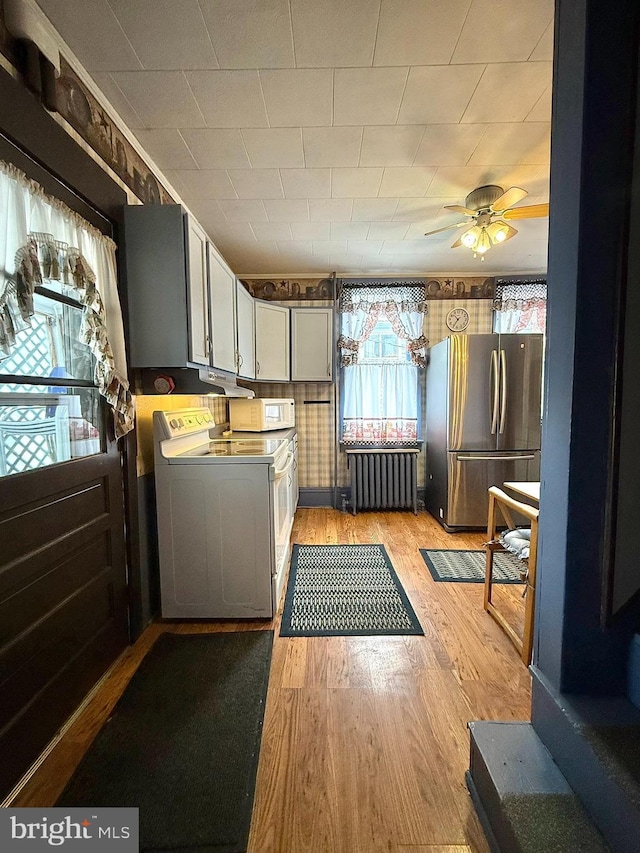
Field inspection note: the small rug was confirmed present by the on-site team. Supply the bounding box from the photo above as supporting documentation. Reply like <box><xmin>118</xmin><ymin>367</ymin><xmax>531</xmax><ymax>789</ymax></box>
<box><xmin>280</xmin><ymin>543</ymin><xmax>423</xmax><ymax>637</ymax></box>
<box><xmin>57</xmin><ymin>630</ymin><xmax>273</xmax><ymax>853</ymax></box>
<box><xmin>420</xmin><ymin>548</ymin><xmax>524</xmax><ymax>583</ymax></box>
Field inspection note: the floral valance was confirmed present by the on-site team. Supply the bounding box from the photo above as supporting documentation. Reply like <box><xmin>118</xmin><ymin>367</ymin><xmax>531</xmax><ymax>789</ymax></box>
<box><xmin>337</xmin><ymin>283</ymin><xmax>428</xmax><ymax>367</ymax></box>
<box><xmin>493</xmin><ymin>279</ymin><xmax>547</xmax><ymax>312</ymax></box>
<box><xmin>0</xmin><ymin>160</ymin><xmax>133</xmax><ymax>438</ymax></box>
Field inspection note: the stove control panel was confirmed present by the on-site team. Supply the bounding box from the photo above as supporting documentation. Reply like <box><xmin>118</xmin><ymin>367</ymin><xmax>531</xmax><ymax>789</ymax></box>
<box><xmin>154</xmin><ymin>408</ymin><xmax>215</xmax><ymax>439</ymax></box>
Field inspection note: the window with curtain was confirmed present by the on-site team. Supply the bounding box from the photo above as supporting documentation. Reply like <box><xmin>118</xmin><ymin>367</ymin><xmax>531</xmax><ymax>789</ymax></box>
<box><xmin>0</xmin><ymin>160</ymin><xmax>133</xmax><ymax>477</ymax></box>
<box><xmin>493</xmin><ymin>279</ymin><xmax>547</xmax><ymax>334</ymax></box>
<box><xmin>338</xmin><ymin>282</ymin><xmax>427</xmax><ymax>445</ymax></box>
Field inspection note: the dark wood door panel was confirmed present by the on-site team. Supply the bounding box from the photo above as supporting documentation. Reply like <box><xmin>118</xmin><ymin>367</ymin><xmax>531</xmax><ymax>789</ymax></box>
<box><xmin>0</xmin><ymin>442</ymin><xmax>128</xmax><ymax>799</ymax></box>
<box><xmin>0</xmin><ymin>610</ymin><xmax>126</xmax><ymax>799</ymax></box>
<box><xmin>0</xmin><ymin>572</ymin><xmax>124</xmax><ymax>729</ymax></box>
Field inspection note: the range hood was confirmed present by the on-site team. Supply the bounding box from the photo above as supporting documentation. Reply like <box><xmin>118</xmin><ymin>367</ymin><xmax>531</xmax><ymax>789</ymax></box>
<box><xmin>140</xmin><ymin>367</ymin><xmax>255</xmax><ymax>397</ymax></box>
<box><xmin>197</xmin><ymin>368</ymin><xmax>255</xmax><ymax>397</ymax></box>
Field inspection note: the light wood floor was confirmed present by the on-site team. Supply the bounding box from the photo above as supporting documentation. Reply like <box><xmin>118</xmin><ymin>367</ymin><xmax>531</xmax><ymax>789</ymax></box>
<box><xmin>12</xmin><ymin>509</ymin><xmax>532</xmax><ymax>853</ymax></box>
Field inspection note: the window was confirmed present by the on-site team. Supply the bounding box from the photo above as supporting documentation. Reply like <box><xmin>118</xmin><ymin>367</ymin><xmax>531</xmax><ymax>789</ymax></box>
<box><xmin>338</xmin><ymin>283</ymin><xmax>427</xmax><ymax>446</ymax></box>
<box><xmin>0</xmin><ymin>287</ymin><xmax>103</xmax><ymax>476</ymax></box>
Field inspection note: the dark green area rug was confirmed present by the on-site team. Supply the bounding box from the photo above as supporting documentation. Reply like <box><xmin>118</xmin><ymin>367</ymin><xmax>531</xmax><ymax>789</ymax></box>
<box><xmin>420</xmin><ymin>548</ymin><xmax>523</xmax><ymax>583</ymax></box>
<box><xmin>280</xmin><ymin>543</ymin><xmax>423</xmax><ymax>637</ymax></box>
<box><xmin>57</xmin><ymin>630</ymin><xmax>273</xmax><ymax>853</ymax></box>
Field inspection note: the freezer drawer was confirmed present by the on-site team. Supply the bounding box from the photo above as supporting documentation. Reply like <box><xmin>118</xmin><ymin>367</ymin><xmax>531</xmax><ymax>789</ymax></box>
<box><xmin>444</xmin><ymin>450</ymin><xmax>540</xmax><ymax>530</ymax></box>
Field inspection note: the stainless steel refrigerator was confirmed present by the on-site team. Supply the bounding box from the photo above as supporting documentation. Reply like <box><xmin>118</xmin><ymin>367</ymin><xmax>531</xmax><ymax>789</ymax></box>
<box><xmin>424</xmin><ymin>333</ymin><xmax>543</xmax><ymax>530</ymax></box>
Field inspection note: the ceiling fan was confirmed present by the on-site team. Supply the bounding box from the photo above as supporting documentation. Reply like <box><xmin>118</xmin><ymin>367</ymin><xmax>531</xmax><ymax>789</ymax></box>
<box><xmin>424</xmin><ymin>185</ymin><xmax>549</xmax><ymax>255</ymax></box>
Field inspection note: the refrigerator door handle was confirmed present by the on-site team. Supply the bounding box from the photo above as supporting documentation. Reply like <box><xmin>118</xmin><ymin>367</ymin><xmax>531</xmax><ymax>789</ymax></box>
<box><xmin>499</xmin><ymin>348</ymin><xmax>507</xmax><ymax>434</ymax></box>
<box><xmin>456</xmin><ymin>454</ymin><xmax>537</xmax><ymax>461</ymax></box>
<box><xmin>490</xmin><ymin>350</ymin><xmax>499</xmax><ymax>434</ymax></box>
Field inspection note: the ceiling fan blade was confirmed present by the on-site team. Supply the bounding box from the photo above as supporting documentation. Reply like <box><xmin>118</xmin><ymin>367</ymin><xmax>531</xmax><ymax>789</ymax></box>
<box><xmin>424</xmin><ymin>221</ymin><xmax>468</xmax><ymax>237</ymax></box>
<box><xmin>490</xmin><ymin>186</ymin><xmax>528</xmax><ymax>212</ymax></box>
<box><xmin>444</xmin><ymin>204</ymin><xmax>476</xmax><ymax>215</ymax></box>
<box><xmin>502</xmin><ymin>202</ymin><xmax>550</xmax><ymax>220</ymax></box>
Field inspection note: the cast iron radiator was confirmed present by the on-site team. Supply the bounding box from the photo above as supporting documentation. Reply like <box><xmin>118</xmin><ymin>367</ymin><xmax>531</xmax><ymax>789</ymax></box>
<box><xmin>346</xmin><ymin>449</ymin><xmax>420</xmax><ymax>515</ymax></box>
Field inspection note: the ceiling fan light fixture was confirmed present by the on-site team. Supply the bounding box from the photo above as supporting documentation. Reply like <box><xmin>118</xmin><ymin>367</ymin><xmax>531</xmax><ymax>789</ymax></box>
<box><xmin>476</xmin><ymin>228</ymin><xmax>491</xmax><ymax>254</ymax></box>
<box><xmin>487</xmin><ymin>219</ymin><xmax>510</xmax><ymax>243</ymax></box>
<box><xmin>461</xmin><ymin>225</ymin><xmax>480</xmax><ymax>248</ymax></box>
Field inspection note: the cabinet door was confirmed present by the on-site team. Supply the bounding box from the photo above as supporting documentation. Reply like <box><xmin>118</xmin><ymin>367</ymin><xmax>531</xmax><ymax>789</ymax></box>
<box><xmin>207</xmin><ymin>244</ymin><xmax>237</xmax><ymax>374</ymax></box>
<box><xmin>291</xmin><ymin>307</ymin><xmax>333</xmax><ymax>381</ymax></box>
<box><xmin>255</xmin><ymin>302</ymin><xmax>290</xmax><ymax>381</ymax></box>
<box><xmin>236</xmin><ymin>280</ymin><xmax>256</xmax><ymax>379</ymax></box>
<box><xmin>186</xmin><ymin>217</ymin><xmax>209</xmax><ymax>366</ymax></box>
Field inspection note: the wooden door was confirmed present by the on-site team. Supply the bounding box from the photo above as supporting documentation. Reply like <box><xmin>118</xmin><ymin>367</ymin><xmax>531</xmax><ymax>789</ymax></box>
<box><xmin>0</xmin><ymin>425</ymin><xmax>128</xmax><ymax>799</ymax></box>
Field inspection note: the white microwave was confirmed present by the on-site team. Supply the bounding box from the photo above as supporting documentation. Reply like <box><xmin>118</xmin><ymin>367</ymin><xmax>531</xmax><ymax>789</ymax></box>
<box><xmin>229</xmin><ymin>398</ymin><xmax>295</xmax><ymax>432</ymax></box>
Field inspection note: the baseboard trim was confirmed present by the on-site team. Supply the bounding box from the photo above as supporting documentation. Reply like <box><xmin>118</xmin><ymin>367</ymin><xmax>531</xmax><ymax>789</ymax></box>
<box><xmin>298</xmin><ymin>487</ymin><xmax>338</xmax><ymax>508</ymax></box>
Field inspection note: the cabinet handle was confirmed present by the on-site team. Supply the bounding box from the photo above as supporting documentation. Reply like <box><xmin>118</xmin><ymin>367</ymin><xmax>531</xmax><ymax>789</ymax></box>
<box><xmin>256</xmin><ymin>360</ymin><xmax>260</xmax><ymax>374</ymax></box>
<box><xmin>238</xmin><ymin>353</ymin><xmax>243</xmax><ymax>368</ymax></box>
<box><xmin>327</xmin><ymin>363</ymin><xmax>331</xmax><ymax>376</ymax></box>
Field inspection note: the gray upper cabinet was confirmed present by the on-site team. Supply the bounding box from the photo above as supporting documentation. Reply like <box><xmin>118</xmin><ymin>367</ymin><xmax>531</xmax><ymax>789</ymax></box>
<box><xmin>125</xmin><ymin>204</ymin><xmax>195</xmax><ymax>368</ymax></box>
<box><xmin>291</xmin><ymin>307</ymin><xmax>333</xmax><ymax>381</ymax></box>
<box><xmin>236</xmin><ymin>280</ymin><xmax>256</xmax><ymax>380</ymax></box>
<box><xmin>207</xmin><ymin>243</ymin><xmax>237</xmax><ymax>374</ymax></box>
<box><xmin>255</xmin><ymin>301</ymin><xmax>290</xmax><ymax>381</ymax></box>
<box><xmin>186</xmin><ymin>218</ymin><xmax>209</xmax><ymax>367</ymax></box>
<box><xmin>124</xmin><ymin>204</ymin><xmax>238</xmax><ymax>374</ymax></box>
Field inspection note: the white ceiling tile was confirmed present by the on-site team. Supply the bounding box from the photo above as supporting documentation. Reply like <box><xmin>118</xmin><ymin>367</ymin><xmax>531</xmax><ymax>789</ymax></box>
<box><xmin>218</xmin><ymin>200</ymin><xmax>268</xmax><ymax>221</ymax></box>
<box><xmin>332</xmin><ymin>168</ymin><xmax>383</xmax><ymax>198</ymax></box>
<box><xmin>359</xmin><ymin>126</ymin><xmax>426</xmax><ymax>167</ymax></box>
<box><xmin>330</xmin><ymin>223</ymin><xmax>370</xmax><ymax>240</ymax></box>
<box><xmin>367</xmin><ymin>222</ymin><xmax>410</xmax><ymax>240</ymax></box>
<box><xmin>182</xmin><ymin>199</ymin><xmax>227</xmax><ymax>226</ymax></box>
<box><xmin>405</xmin><ymin>216</ymin><xmax>460</xmax><ymax>239</ymax></box>
<box><xmin>461</xmin><ymin>63</ymin><xmax>553</xmax><ymax>123</ymax></box>
<box><xmin>264</xmin><ymin>199</ymin><xmax>310</xmax><ymax>221</ymax></box>
<box><xmin>251</xmin><ymin>223</ymin><xmax>293</xmax><ymax>241</ymax></box>
<box><xmin>424</xmin><ymin>165</ymin><xmax>543</xmax><ymax>199</ymax></box>
<box><xmin>291</xmin><ymin>222</ymin><xmax>330</xmax><ymax>240</ymax></box>
<box><xmin>241</xmin><ymin>129</ymin><xmax>305</xmax><ymax>168</ymax></box>
<box><xmin>380</xmin><ymin>240</ymin><xmax>430</xmax><ymax>254</ymax></box>
<box><xmin>291</xmin><ymin>0</ymin><xmax>380</xmax><ymax>67</ymax></box>
<box><xmin>526</xmin><ymin>85</ymin><xmax>552</xmax><ymax>122</ymax></box>
<box><xmin>393</xmin><ymin>199</ymin><xmax>450</xmax><ymax>221</ymax></box>
<box><xmin>170</xmin><ymin>169</ymin><xmax>237</xmax><ymax>199</ymax></box>
<box><xmin>413</xmin><ymin>124</ymin><xmax>488</xmax><ymax>167</ymax></box>
<box><xmin>109</xmin><ymin>71</ymin><xmax>205</xmax><ymax>128</ymax></box>
<box><xmin>278</xmin><ymin>241</ymin><xmax>311</xmax><ymax>254</ymax></box>
<box><xmin>91</xmin><ymin>73</ymin><xmax>145</xmax><ymax>129</ymax></box>
<box><xmin>186</xmin><ymin>71</ymin><xmax>268</xmax><ymax>127</ymax></box>
<box><xmin>260</xmin><ymin>70</ymin><xmax>333</xmax><ymax>126</ymax></box>
<box><xmin>199</xmin><ymin>0</ymin><xmax>294</xmax><ymax>69</ymax></box>
<box><xmin>133</xmin><ymin>129</ymin><xmax>198</xmax><ymax>170</ymax></box>
<box><xmin>207</xmin><ymin>223</ymin><xmax>257</xmax><ymax>243</ymax></box>
<box><xmin>181</xmin><ymin>129</ymin><xmax>251</xmax><ymax>168</ymax></box>
<box><xmin>397</xmin><ymin>66</ymin><xmax>484</xmax><ymax>124</ymax></box>
<box><xmin>109</xmin><ymin>0</ymin><xmax>218</xmax><ymax>70</ymax></box>
<box><xmin>468</xmin><ymin>123</ymin><xmax>551</xmax><ymax>166</ymax></box>
<box><xmin>313</xmin><ymin>241</ymin><xmax>348</xmax><ymax>255</ymax></box>
<box><xmin>348</xmin><ymin>240</ymin><xmax>382</xmax><ymax>254</ymax></box>
<box><xmin>302</xmin><ymin>128</ymin><xmax>363</xmax><ymax>168</ymax></box>
<box><xmin>452</xmin><ymin>0</ymin><xmax>553</xmax><ymax>64</ymax></box>
<box><xmin>378</xmin><ymin>167</ymin><xmax>436</xmax><ymax>198</ymax></box>
<box><xmin>374</xmin><ymin>0</ymin><xmax>472</xmax><ymax>66</ymax></box>
<box><xmin>334</xmin><ymin>69</ymin><xmax>408</xmax><ymax>126</ymax></box>
<box><xmin>309</xmin><ymin>199</ymin><xmax>353</xmax><ymax>221</ymax></box>
<box><xmin>351</xmin><ymin>198</ymin><xmax>399</xmax><ymax>221</ymax></box>
<box><xmin>227</xmin><ymin>169</ymin><xmax>284</xmax><ymax>199</ymax></box>
<box><xmin>530</xmin><ymin>21</ymin><xmax>554</xmax><ymax>61</ymax></box>
<box><xmin>280</xmin><ymin>169</ymin><xmax>331</xmax><ymax>198</ymax></box>
<box><xmin>36</xmin><ymin>0</ymin><xmax>143</xmax><ymax>72</ymax></box>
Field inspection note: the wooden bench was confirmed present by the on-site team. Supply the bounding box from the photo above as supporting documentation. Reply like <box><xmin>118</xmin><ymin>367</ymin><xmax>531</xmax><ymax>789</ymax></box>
<box><xmin>484</xmin><ymin>485</ymin><xmax>539</xmax><ymax>665</ymax></box>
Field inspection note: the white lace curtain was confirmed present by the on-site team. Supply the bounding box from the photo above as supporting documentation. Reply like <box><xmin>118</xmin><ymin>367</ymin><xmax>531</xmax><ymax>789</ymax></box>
<box><xmin>0</xmin><ymin>160</ymin><xmax>133</xmax><ymax>438</ymax></box>
<box><xmin>493</xmin><ymin>279</ymin><xmax>547</xmax><ymax>334</ymax></box>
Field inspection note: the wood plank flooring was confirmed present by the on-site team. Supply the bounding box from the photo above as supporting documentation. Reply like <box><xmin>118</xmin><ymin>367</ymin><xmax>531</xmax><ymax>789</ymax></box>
<box><xmin>10</xmin><ymin>508</ymin><xmax>531</xmax><ymax>853</ymax></box>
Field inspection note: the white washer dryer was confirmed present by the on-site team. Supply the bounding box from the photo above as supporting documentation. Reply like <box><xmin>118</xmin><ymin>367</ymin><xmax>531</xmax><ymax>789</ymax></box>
<box><xmin>153</xmin><ymin>408</ymin><xmax>294</xmax><ymax>619</ymax></box>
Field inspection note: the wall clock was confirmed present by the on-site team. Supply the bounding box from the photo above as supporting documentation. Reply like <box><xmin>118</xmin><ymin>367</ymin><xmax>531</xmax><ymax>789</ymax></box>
<box><xmin>446</xmin><ymin>307</ymin><xmax>470</xmax><ymax>332</ymax></box>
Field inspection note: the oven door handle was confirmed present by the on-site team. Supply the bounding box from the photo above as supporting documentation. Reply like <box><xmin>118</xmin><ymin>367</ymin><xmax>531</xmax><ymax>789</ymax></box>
<box><xmin>273</xmin><ymin>452</ymin><xmax>294</xmax><ymax>479</ymax></box>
